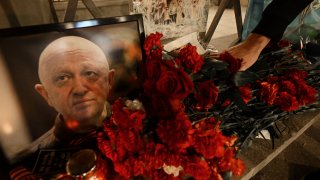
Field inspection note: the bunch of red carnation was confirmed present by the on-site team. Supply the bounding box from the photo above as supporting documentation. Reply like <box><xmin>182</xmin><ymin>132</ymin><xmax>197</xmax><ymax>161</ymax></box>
<box><xmin>98</xmin><ymin>99</ymin><xmax>245</xmax><ymax>179</ymax></box>
<box><xmin>97</xmin><ymin>32</ymin><xmax>245</xmax><ymax>179</ymax></box>
<box><xmin>259</xmin><ymin>69</ymin><xmax>317</xmax><ymax>111</ymax></box>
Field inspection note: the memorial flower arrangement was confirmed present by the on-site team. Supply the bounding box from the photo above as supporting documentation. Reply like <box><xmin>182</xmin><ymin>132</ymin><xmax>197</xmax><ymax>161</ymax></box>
<box><xmin>97</xmin><ymin>32</ymin><xmax>320</xmax><ymax>179</ymax></box>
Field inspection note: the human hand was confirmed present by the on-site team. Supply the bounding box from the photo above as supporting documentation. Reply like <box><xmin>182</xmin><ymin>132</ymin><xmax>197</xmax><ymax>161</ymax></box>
<box><xmin>222</xmin><ymin>33</ymin><xmax>270</xmax><ymax>71</ymax></box>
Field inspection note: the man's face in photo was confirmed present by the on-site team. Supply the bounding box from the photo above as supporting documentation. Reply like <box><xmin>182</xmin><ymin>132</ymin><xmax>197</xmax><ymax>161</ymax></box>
<box><xmin>42</xmin><ymin>51</ymin><xmax>111</xmax><ymax>123</ymax></box>
<box><xmin>35</xmin><ymin>36</ymin><xmax>114</xmax><ymax>129</ymax></box>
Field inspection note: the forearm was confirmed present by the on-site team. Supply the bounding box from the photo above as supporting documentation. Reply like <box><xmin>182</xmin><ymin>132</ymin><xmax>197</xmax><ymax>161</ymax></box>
<box><xmin>245</xmin><ymin>33</ymin><xmax>271</xmax><ymax>51</ymax></box>
<box><xmin>252</xmin><ymin>0</ymin><xmax>313</xmax><ymax>42</ymax></box>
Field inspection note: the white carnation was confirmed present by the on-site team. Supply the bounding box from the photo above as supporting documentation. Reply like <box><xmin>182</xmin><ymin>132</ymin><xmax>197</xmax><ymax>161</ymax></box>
<box><xmin>162</xmin><ymin>163</ymin><xmax>183</xmax><ymax>177</ymax></box>
<box><xmin>125</xmin><ymin>99</ymin><xmax>144</xmax><ymax>111</ymax></box>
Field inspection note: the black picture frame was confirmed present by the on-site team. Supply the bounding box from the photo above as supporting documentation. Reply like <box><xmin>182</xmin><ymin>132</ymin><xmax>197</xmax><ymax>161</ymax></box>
<box><xmin>0</xmin><ymin>14</ymin><xmax>145</xmax><ymax>162</ymax></box>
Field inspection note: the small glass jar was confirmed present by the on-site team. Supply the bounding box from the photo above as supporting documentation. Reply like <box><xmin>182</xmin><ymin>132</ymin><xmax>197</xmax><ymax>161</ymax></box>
<box><xmin>66</xmin><ymin>149</ymin><xmax>107</xmax><ymax>179</ymax></box>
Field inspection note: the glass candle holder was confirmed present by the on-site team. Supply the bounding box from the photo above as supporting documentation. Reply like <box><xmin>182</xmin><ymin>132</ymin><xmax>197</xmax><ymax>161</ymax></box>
<box><xmin>66</xmin><ymin>149</ymin><xmax>107</xmax><ymax>179</ymax></box>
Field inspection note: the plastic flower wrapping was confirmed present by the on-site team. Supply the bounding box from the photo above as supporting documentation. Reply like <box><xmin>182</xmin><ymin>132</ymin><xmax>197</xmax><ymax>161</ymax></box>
<box><xmin>97</xmin><ymin>32</ymin><xmax>320</xmax><ymax>179</ymax></box>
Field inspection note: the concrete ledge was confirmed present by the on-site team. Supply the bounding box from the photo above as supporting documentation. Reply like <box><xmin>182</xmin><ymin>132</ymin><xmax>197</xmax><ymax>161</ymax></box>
<box><xmin>236</xmin><ymin>111</ymin><xmax>320</xmax><ymax>179</ymax></box>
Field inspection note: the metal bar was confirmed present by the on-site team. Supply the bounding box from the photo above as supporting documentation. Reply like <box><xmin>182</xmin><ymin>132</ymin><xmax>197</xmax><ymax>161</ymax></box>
<box><xmin>81</xmin><ymin>0</ymin><xmax>103</xmax><ymax>18</ymax></box>
<box><xmin>203</xmin><ymin>0</ymin><xmax>232</xmax><ymax>47</ymax></box>
<box><xmin>48</xmin><ymin>0</ymin><xmax>59</xmax><ymax>23</ymax></box>
<box><xmin>233</xmin><ymin>0</ymin><xmax>243</xmax><ymax>40</ymax></box>
<box><xmin>64</xmin><ymin>0</ymin><xmax>78</xmax><ymax>22</ymax></box>
<box><xmin>0</xmin><ymin>0</ymin><xmax>20</xmax><ymax>27</ymax></box>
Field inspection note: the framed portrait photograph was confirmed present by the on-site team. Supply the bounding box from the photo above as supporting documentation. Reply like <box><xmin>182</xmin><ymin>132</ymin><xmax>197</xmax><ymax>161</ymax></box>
<box><xmin>0</xmin><ymin>14</ymin><xmax>145</xmax><ymax>164</ymax></box>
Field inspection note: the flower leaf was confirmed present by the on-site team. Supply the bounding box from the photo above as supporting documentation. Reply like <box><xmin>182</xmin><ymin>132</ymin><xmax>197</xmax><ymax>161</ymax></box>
<box><xmin>232</xmin><ymin>71</ymin><xmax>260</xmax><ymax>87</ymax></box>
<box><xmin>247</xmin><ymin>56</ymin><xmax>271</xmax><ymax>72</ymax></box>
<box><xmin>196</xmin><ymin>58</ymin><xmax>230</xmax><ymax>80</ymax></box>
<box><xmin>203</xmin><ymin>58</ymin><xmax>229</xmax><ymax>71</ymax></box>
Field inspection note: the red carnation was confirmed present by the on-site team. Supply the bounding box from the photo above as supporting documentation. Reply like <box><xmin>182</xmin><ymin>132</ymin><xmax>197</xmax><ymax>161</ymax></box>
<box><xmin>97</xmin><ymin>130</ymin><xmax>127</xmax><ymax>162</ymax></box>
<box><xmin>192</xmin><ymin>118</ymin><xmax>227</xmax><ymax>159</ymax></box>
<box><xmin>182</xmin><ymin>156</ymin><xmax>212</xmax><ymax>180</ymax></box>
<box><xmin>144</xmin><ymin>60</ymin><xmax>162</xmax><ymax>81</ymax></box>
<box><xmin>144</xmin><ymin>32</ymin><xmax>163</xmax><ymax>60</ymax></box>
<box><xmin>284</xmin><ymin>69</ymin><xmax>308</xmax><ymax>81</ymax></box>
<box><xmin>139</xmin><ymin>142</ymin><xmax>164</xmax><ymax>176</ymax></box>
<box><xmin>296</xmin><ymin>82</ymin><xmax>318</xmax><ymax>105</ymax></box>
<box><xmin>219</xmin><ymin>52</ymin><xmax>242</xmax><ymax>73</ymax></box>
<box><xmin>221</xmin><ymin>99</ymin><xmax>231</xmax><ymax>108</ymax></box>
<box><xmin>259</xmin><ymin>81</ymin><xmax>279</xmax><ymax>105</ymax></box>
<box><xmin>239</xmin><ymin>84</ymin><xmax>252</xmax><ymax>104</ymax></box>
<box><xmin>193</xmin><ymin>129</ymin><xmax>227</xmax><ymax>159</ymax></box>
<box><xmin>178</xmin><ymin>44</ymin><xmax>204</xmax><ymax>73</ymax></box>
<box><xmin>231</xmin><ymin>158</ymin><xmax>246</xmax><ymax>176</ymax></box>
<box><xmin>279</xmin><ymin>80</ymin><xmax>296</xmax><ymax>96</ymax></box>
<box><xmin>194</xmin><ymin>116</ymin><xmax>219</xmax><ymax>130</ymax></box>
<box><xmin>282</xmin><ymin>69</ymin><xmax>317</xmax><ymax>106</ymax></box>
<box><xmin>113</xmin><ymin>162</ymin><xmax>130</xmax><ymax>179</ymax></box>
<box><xmin>274</xmin><ymin>91</ymin><xmax>299</xmax><ymax>111</ymax></box>
<box><xmin>111</xmin><ymin>99</ymin><xmax>145</xmax><ymax>132</ymax></box>
<box><xmin>150</xmin><ymin>48</ymin><xmax>163</xmax><ymax>61</ymax></box>
<box><xmin>98</xmin><ymin>100</ymin><xmax>145</xmax><ymax>163</ymax></box>
<box><xmin>266</xmin><ymin>76</ymin><xmax>279</xmax><ymax>84</ymax></box>
<box><xmin>113</xmin><ymin>156</ymin><xmax>144</xmax><ymax>178</ymax></box>
<box><xmin>194</xmin><ymin>80</ymin><xmax>219</xmax><ymax>110</ymax></box>
<box><xmin>156</xmin><ymin>112</ymin><xmax>193</xmax><ymax>152</ymax></box>
<box><xmin>218</xmin><ymin>148</ymin><xmax>245</xmax><ymax>176</ymax></box>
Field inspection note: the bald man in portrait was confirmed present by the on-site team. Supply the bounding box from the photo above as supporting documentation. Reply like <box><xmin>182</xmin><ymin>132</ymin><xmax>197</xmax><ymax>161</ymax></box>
<box><xmin>9</xmin><ymin>36</ymin><xmax>115</xmax><ymax>179</ymax></box>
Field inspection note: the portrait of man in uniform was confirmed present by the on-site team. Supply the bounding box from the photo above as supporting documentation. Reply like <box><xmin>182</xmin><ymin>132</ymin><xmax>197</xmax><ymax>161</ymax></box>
<box><xmin>0</xmin><ymin>16</ymin><xmax>145</xmax><ymax>178</ymax></box>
